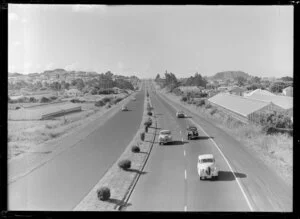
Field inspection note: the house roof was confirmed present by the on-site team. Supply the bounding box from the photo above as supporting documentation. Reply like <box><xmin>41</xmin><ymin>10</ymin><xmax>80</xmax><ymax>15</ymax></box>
<box><xmin>208</xmin><ymin>93</ymin><xmax>271</xmax><ymax>117</ymax></box>
<box><xmin>283</xmin><ymin>86</ymin><xmax>293</xmax><ymax>91</ymax></box>
<box><xmin>245</xmin><ymin>94</ymin><xmax>293</xmax><ymax>110</ymax></box>
<box><xmin>244</xmin><ymin>89</ymin><xmax>275</xmax><ymax>97</ymax></box>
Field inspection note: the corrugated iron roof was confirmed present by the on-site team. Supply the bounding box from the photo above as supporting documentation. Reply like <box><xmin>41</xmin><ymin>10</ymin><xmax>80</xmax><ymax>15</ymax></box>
<box><xmin>208</xmin><ymin>93</ymin><xmax>271</xmax><ymax>117</ymax></box>
<box><xmin>245</xmin><ymin>93</ymin><xmax>293</xmax><ymax>110</ymax></box>
<box><xmin>244</xmin><ymin>89</ymin><xmax>276</xmax><ymax>97</ymax></box>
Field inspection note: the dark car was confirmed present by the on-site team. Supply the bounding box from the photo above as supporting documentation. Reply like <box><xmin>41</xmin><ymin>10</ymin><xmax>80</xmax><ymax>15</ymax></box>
<box><xmin>187</xmin><ymin>125</ymin><xmax>199</xmax><ymax>140</ymax></box>
<box><xmin>176</xmin><ymin>111</ymin><xmax>185</xmax><ymax>118</ymax></box>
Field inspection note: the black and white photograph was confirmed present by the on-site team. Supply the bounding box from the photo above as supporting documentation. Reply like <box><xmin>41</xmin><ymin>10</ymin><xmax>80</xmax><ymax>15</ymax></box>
<box><xmin>6</xmin><ymin>4</ymin><xmax>293</xmax><ymax>212</ymax></box>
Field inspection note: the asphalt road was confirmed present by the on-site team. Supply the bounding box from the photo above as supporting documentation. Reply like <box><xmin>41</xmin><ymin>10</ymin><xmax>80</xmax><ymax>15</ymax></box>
<box><xmin>125</xmin><ymin>82</ymin><xmax>292</xmax><ymax>211</ymax></box>
<box><xmin>8</xmin><ymin>85</ymin><xmax>145</xmax><ymax>210</ymax></box>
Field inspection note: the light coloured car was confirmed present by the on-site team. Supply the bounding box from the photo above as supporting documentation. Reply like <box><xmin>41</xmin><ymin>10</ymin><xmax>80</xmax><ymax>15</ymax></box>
<box><xmin>197</xmin><ymin>154</ymin><xmax>219</xmax><ymax>180</ymax></box>
<box><xmin>121</xmin><ymin>105</ymin><xmax>128</xmax><ymax>111</ymax></box>
<box><xmin>158</xmin><ymin>130</ymin><xmax>172</xmax><ymax>145</ymax></box>
<box><xmin>176</xmin><ymin>111</ymin><xmax>185</xmax><ymax>118</ymax></box>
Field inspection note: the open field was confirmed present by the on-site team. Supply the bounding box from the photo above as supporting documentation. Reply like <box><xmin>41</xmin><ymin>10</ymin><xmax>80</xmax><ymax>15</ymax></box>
<box><xmin>8</xmin><ymin>91</ymin><xmax>133</xmax><ymax>161</ymax></box>
<box><xmin>158</xmin><ymin>86</ymin><xmax>292</xmax><ymax>187</ymax></box>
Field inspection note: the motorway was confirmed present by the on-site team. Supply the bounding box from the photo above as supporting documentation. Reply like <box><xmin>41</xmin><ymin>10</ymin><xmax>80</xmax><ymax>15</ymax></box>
<box><xmin>125</xmin><ymin>81</ymin><xmax>292</xmax><ymax>211</ymax></box>
<box><xmin>8</xmin><ymin>84</ymin><xmax>145</xmax><ymax>210</ymax></box>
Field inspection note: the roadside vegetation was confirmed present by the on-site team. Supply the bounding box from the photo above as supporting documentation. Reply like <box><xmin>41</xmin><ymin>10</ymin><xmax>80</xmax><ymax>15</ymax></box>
<box><xmin>154</xmin><ymin>72</ymin><xmax>293</xmax><ymax>186</ymax></box>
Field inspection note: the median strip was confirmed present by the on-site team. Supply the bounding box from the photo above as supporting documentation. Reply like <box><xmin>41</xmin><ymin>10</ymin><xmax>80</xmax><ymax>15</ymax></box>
<box><xmin>73</xmin><ymin>89</ymin><xmax>158</xmax><ymax>211</ymax></box>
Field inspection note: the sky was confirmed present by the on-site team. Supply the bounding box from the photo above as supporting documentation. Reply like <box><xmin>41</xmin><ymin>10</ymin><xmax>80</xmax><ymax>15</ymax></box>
<box><xmin>8</xmin><ymin>5</ymin><xmax>293</xmax><ymax>78</ymax></box>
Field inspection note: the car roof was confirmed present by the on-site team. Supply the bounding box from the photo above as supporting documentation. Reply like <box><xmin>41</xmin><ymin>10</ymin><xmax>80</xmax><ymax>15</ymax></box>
<box><xmin>187</xmin><ymin>126</ymin><xmax>197</xmax><ymax>130</ymax></box>
<box><xmin>198</xmin><ymin>154</ymin><xmax>214</xmax><ymax>160</ymax></box>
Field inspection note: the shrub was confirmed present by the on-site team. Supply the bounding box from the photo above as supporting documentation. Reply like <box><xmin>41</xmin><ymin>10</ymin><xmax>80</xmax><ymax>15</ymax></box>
<box><xmin>118</xmin><ymin>159</ymin><xmax>131</xmax><ymax>170</ymax></box>
<box><xmin>197</xmin><ymin>99</ymin><xmax>206</xmax><ymax>107</ymax></box>
<box><xmin>106</xmin><ymin>103</ymin><xmax>111</xmax><ymax>109</ymax></box>
<box><xmin>29</xmin><ymin>97</ymin><xmax>36</xmax><ymax>103</ymax></box>
<box><xmin>97</xmin><ymin>187</ymin><xmax>111</xmax><ymax>201</ymax></box>
<box><xmin>140</xmin><ymin>132</ymin><xmax>145</xmax><ymax>141</ymax></box>
<box><xmin>131</xmin><ymin>145</ymin><xmax>140</xmax><ymax>153</ymax></box>
<box><xmin>95</xmin><ymin>100</ymin><xmax>105</xmax><ymax>107</ymax></box>
<box><xmin>205</xmin><ymin>103</ymin><xmax>212</xmax><ymax>109</ymax></box>
<box><xmin>210</xmin><ymin>108</ymin><xmax>217</xmax><ymax>115</ymax></box>
<box><xmin>147</xmin><ymin>111</ymin><xmax>152</xmax><ymax>116</ymax></box>
<box><xmin>145</xmin><ymin>125</ymin><xmax>149</xmax><ymax>133</ymax></box>
<box><xmin>181</xmin><ymin>96</ymin><xmax>188</xmax><ymax>102</ymax></box>
<box><xmin>40</xmin><ymin>96</ymin><xmax>50</xmax><ymax>103</ymax></box>
<box><xmin>112</xmin><ymin>97</ymin><xmax>123</xmax><ymax>104</ymax></box>
<box><xmin>102</xmin><ymin>97</ymin><xmax>111</xmax><ymax>103</ymax></box>
<box><xmin>50</xmin><ymin>96</ymin><xmax>58</xmax><ymax>101</ymax></box>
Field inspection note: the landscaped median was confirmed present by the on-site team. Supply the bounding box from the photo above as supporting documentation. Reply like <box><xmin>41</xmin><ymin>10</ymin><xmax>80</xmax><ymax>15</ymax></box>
<box><xmin>73</xmin><ymin>90</ymin><xmax>158</xmax><ymax>211</ymax></box>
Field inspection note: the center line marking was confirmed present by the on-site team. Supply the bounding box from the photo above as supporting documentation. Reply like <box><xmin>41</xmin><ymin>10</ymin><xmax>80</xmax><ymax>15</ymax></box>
<box><xmin>184</xmin><ymin>150</ymin><xmax>186</xmax><ymax>156</ymax></box>
<box><xmin>184</xmin><ymin>206</ymin><xmax>187</xmax><ymax>211</ymax></box>
<box><xmin>184</xmin><ymin>170</ymin><xmax>187</xmax><ymax>179</ymax></box>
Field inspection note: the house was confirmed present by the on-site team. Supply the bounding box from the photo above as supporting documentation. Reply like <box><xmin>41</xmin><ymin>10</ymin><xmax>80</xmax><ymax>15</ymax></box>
<box><xmin>243</xmin><ymin>88</ymin><xmax>275</xmax><ymax>97</ymax></box>
<box><xmin>282</xmin><ymin>86</ymin><xmax>293</xmax><ymax>97</ymax></box>
<box><xmin>65</xmin><ymin>88</ymin><xmax>82</xmax><ymax>97</ymax></box>
<box><xmin>228</xmin><ymin>86</ymin><xmax>247</xmax><ymax>96</ymax></box>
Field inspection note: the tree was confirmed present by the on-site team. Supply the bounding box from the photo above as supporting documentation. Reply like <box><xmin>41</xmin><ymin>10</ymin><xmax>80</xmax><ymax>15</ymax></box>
<box><xmin>270</xmin><ymin>82</ymin><xmax>286</xmax><ymax>93</ymax></box>
<box><xmin>236</xmin><ymin>76</ymin><xmax>246</xmax><ymax>86</ymax></box>
<box><xmin>280</xmin><ymin>76</ymin><xmax>293</xmax><ymax>82</ymax></box>
<box><xmin>155</xmin><ymin>74</ymin><xmax>160</xmax><ymax>81</ymax></box>
<box><xmin>75</xmin><ymin>78</ymin><xmax>85</xmax><ymax>91</ymax></box>
<box><xmin>50</xmin><ymin>81</ymin><xmax>61</xmax><ymax>91</ymax></box>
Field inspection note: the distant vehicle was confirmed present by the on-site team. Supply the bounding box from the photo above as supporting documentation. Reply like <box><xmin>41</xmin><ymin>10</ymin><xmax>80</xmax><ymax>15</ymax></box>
<box><xmin>158</xmin><ymin>130</ymin><xmax>172</xmax><ymax>145</ymax></box>
<box><xmin>121</xmin><ymin>105</ymin><xmax>128</xmax><ymax>111</ymax></box>
<box><xmin>187</xmin><ymin>125</ymin><xmax>199</xmax><ymax>140</ymax></box>
<box><xmin>176</xmin><ymin>111</ymin><xmax>185</xmax><ymax>118</ymax></box>
<box><xmin>197</xmin><ymin>154</ymin><xmax>219</xmax><ymax>180</ymax></box>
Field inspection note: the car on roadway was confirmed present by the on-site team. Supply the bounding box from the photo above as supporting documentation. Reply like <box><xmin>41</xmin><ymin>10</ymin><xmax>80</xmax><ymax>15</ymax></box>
<box><xmin>121</xmin><ymin>105</ymin><xmax>129</xmax><ymax>111</ymax></box>
<box><xmin>158</xmin><ymin>130</ymin><xmax>172</xmax><ymax>145</ymax></box>
<box><xmin>176</xmin><ymin>111</ymin><xmax>185</xmax><ymax>118</ymax></box>
<box><xmin>187</xmin><ymin>125</ymin><xmax>199</xmax><ymax>140</ymax></box>
<box><xmin>197</xmin><ymin>154</ymin><xmax>219</xmax><ymax>180</ymax></box>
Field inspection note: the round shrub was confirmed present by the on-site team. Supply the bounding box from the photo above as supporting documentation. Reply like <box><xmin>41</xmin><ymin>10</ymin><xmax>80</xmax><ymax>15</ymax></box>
<box><xmin>97</xmin><ymin>187</ymin><xmax>111</xmax><ymax>201</ymax></box>
<box><xmin>197</xmin><ymin>99</ymin><xmax>206</xmax><ymax>107</ymax></box>
<box><xmin>181</xmin><ymin>96</ymin><xmax>188</xmax><ymax>102</ymax></box>
<box><xmin>131</xmin><ymin>145</ymin><xmax>140</xmax><ymax>153</ymax></box>
<box><xmin>145</xmin><ymin>125</ymin><xmax>149</xmax><ymax>133</ymax></box>
<box><xmin>140</xmin><ymin>132</ymin><xmax>145</xmax><ymax>141</ymax></box>
<box><xmin>50</xmin><ymin>96</ymin><xmax>58</xmax><ymax>101</ymax></box>
<box><xmin>29</xmin><ymin>97</ymin><xmax>36</xmax><ymax>103</ymax></box>
<box><xmin>205</xmin><ymin>103</ymin><xmax>212</xmax><ymax>109</ymax></box>
<box><xmin>40</xmin><ymin>96</ymin><xmax>50</xmax><ymax>103</ymax></box>
<box><xmin>210</xmin><ymin>108</ymin><xmax>217</xmax><ymax>115</ymax></box>
<box><xmin>118</xmin><ymin>159</ymin><xmax>131</xmax><ymax>170</ymax></box>
<box><xmin>147</xmin><ymin>111</ymin><xmax>152</xmax><ymax>116</ymax></box>
<box><xmin>95</xmin><ymin>100</ymin><xmax>105</xmax><ymax>107</ymax></box>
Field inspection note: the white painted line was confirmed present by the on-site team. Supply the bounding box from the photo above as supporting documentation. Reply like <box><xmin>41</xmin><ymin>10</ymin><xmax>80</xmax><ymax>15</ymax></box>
<box><xmin>180</xmin><ymin>130</ymin><xmax>182</xmax><ymax>134</ymax></box>
<box><xmin>188</xmin><ymin>118</ymin><xmax>254</xmax><ymax>212</ymax></box>
<box><xmin>184</xmin><ymin>170</ymin><xmax>187</xmax><ymax>180</ymax></box>
<box><xmin>184</xmin><ymin>150</ymin><xmax>186</xmax><ymax>156</ymax></box>
<box><xmin>184</xmin><ymin>206</ymin><xmax>187</xmax><ymax>211</ymax></box>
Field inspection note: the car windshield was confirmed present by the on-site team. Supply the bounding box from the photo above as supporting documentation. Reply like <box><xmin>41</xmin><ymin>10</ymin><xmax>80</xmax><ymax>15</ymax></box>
<box><xmin>160</xmin><ymin>131</ymin><xmax>171</xmax><ymax>135</ymax></box>
<box><xmin>199</xmin><ymin>158</ymin><xmax>214</xmax><ymax>163</ymax></box>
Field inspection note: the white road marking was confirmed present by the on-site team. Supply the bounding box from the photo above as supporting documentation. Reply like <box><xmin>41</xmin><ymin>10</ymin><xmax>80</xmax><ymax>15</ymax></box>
<box><xmin>184</xmin><ymin>206</ymin><xmax>187</xmax><ymax>211</ymax></box>
<box><xmin>188</xmin><ymin>118</ymin><xmax>254</xmax><ymax>212</ymax></box>
<box><xmin>181</xmin><ymin>137</ymin><xmax>184</xmax><ymax>142</ymax></box>
<box><xmin>180</xmin><ymin>130</ymin><xmax>182</xmax><ymax>134</ymax></box>
<box><xmin>184</xmin><ymin>170</ymin><xmax>187</xmax><ymax>180</ymax></box>
<box><xmin>184</xmin><ymin>150</ymin><xmax>186</xmax><ymax>156</ymax></box>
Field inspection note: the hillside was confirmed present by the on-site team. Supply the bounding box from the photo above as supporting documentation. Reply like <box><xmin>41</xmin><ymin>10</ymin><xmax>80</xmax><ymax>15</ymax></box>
<box><xmin>210</xmin><ymin>71</ymin><xmax>251</xmax><ymax>80</ymax></box>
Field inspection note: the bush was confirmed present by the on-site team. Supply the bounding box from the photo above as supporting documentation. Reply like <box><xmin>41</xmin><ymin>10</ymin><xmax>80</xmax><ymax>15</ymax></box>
<box><xmin>205</xmin><ymin>103</ymin><xmax>212</xmax><ymax>109</ymax></box>
<box><xmin>50</xmin><ymin>96</ymin><xmax>58</xmax><ymax>101</ymax></box>
<box><xmin>95</xmin><ymin>100</ymin><xmax>105</xmax><ymax>107</ymax></box>
<box><xmin>40</xmin><ymin>97</ymin><xmax>50</xmax><ymax>103</ymax></box>
<box><xmin>140</xmin><ymin>132</ymin><xmax>145</xmax><ymax>141</ymax></box>
<box><xmin>210</xmin><ymin>108</ymin><xmax>217</xmax><ymax>115</ymax></box>
<box><xmin>29</xmin><ymin>97</ymin><xmax>37</xmax><ymax>103</ymax></box>
<box><xmin>197</xmin><ymin>99</ymin><xmax>206</xmax><ymax>107</ymax></box>
<box><xmin>97</xmin><ymin>187</ymin><xmax>111</xmax><ymax>201</ymax></box>
<box><xmin>131</xmin><ymin>145</ymin><xmax>140</xmax><ymax>153</ymax></box>
<box><xmin>118</xmin><ymin>159</ymin><xmax>131</xmax><ymax>170</ymax></box>
<box><xmin>147</xmin><ymin>111</ymin><xmax>152</xmax><ymax>116</ymax></box>
<box><xmin>112</xmin><ymin>97</ymin><xmax>123</xmax><ymax>104</ymax></box>
<box><xmin>106</xmin><ymin>103</ymin><xmax>112</xmax><ymax>109</ymax></box>
<box><xmin>181</xmin><ymin>96</ymin><xmax>188</xmax><ymax>102</ymax></box>
<box><xmin>102</xmin><ymin>97</ymin><xmax>111</xmax><ymax>103</ymax></box>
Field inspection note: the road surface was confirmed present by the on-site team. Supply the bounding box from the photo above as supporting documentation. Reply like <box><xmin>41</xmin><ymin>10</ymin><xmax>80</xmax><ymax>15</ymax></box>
<box><xmin>8</xmin><ymin>85</ymin><xmax>145</xmax><ymax>211</ymax></box>
<box><xmin>125</xmin><ymin>83</ymin><xmax>292</xmax><ymax>211</ymax></box>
